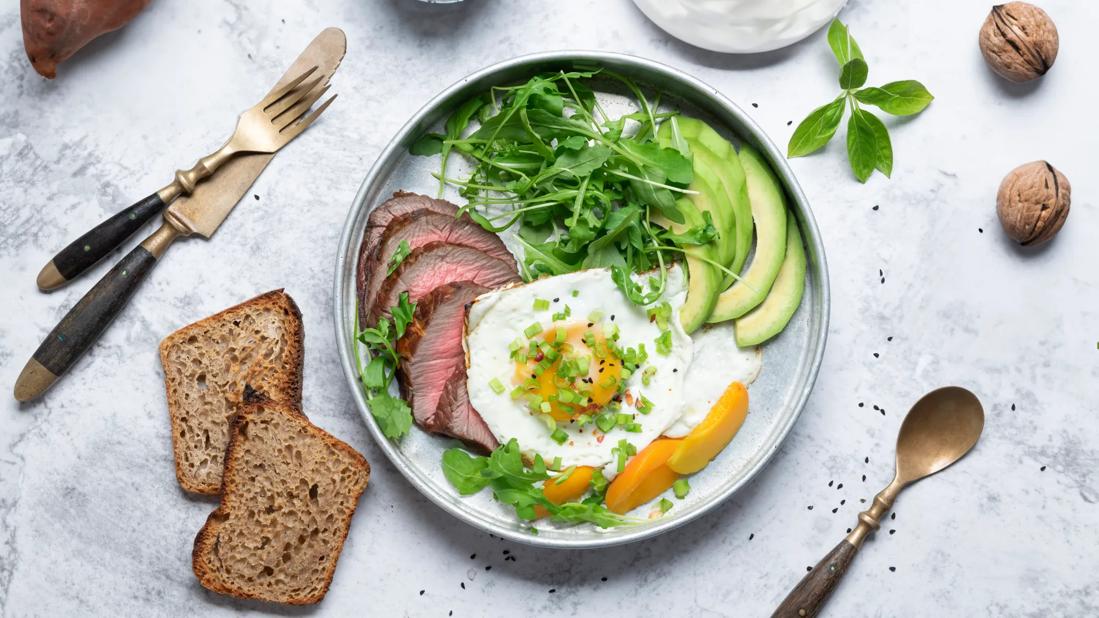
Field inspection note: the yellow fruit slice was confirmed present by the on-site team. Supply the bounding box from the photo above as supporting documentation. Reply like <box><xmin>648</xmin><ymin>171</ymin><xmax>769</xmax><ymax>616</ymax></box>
<box><xmin>605</xmin><ymin>438</ymin><xmax>682</xmax><ymax>514</ymax></box>
<box><xmin>667</xmin><ymin>381</ymin><xmax>749</xmax><ymax>474</ymax></box>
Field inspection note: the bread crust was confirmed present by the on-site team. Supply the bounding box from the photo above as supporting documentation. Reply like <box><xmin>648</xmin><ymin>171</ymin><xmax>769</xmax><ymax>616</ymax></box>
<box><xmin>159</xmin><ymin>289</ymin><xmax>305</xmax><ymax>494</ymax></box>
<box><xmin>191</xmin><ymin>402</ymin><xmax>369</xmax><ymax>605</ymax></box>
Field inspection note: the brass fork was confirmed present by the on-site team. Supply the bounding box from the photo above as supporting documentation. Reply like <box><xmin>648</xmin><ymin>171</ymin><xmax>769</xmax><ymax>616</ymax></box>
<box><xmin>36</xmin><ymin>65</ymin><xmax>337</xmax><ymax>290</ymax></box>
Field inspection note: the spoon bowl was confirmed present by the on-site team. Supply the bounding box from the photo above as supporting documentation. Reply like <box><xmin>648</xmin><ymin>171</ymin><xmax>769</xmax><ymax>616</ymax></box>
<box><xmin>895</xmin><ymin>386</ymin><xmax>985</xmax><ymax>483</ymax></box>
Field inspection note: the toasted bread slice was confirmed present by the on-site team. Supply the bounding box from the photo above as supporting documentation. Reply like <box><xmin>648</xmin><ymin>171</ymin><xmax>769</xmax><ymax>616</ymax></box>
<box><xmin>159</xmin><ymin>290</ymin><xmax>304</xmax><ymax>494</ymax></box>
<box><xmin>192</xmin><ymin>401</ymin><xmax>369</xmax><ymax>605</ymax></box>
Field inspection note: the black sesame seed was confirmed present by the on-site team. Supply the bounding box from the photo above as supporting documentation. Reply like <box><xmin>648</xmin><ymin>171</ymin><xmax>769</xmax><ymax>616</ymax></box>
<box><xmin>749</xmin><ymin>533</ymin><xmax>754</xmax><ymax>541</ymax></box>
<box><xmin>828</xmin><ymin>480</ymin><xmax>834</xmax><ymax>487</ymax></box>
<box><xmin>807</xmin><ymin>505</ymin><xmax>814</xmax><ymax>510</ymax></box>
<box><xmin>485</xmin><ymin>566</ymin><xmax>492</xmax><ymax>571</ymax></box>
<box><xmin>891</xmin><ymin>512</ymin><xmax>896</xmax><ymax>520</ymax></box>
<box><xmin>752</xmin><ymin>102</ymin><xmax>759</xmax><ymax>108</ymax></box>
<box><xmin>470</xmin><ymin>553</ymin><xmax>476</xmax><ymax>559</ymax></box>
<box><xmin>460</xmin><ymin>582</ymin><xmax>465</xmax><ymax>589</ymax></box>
<box><xmin>553</xmin><ymin>297</ymin><xmax>560</xmax><ymax>303</ymax></box>
<box><xmin>889</xmin><ymin>566</ymin><xmax>896</xmax><ymax>572</ymax></box>
<box><xmin>880</xmin><ymin>409</ymin><xmax>886</xmax><ymax>416</ymax></box>
<box><xmin>865</xmin><ymin>457</ymin><xmax>870</xmax><ymax>464</ymax></box>
<box><xmin>872</xmin><ymin>205</ymin><xmax>879</xmax><ymax>211</ymax></box>
<box><xmin>672</xmin><ymin>368</ymin><xmax>678</xmax><ymax>373</ymax></box>
<box><xmin>1041</xmin><ymin>465</ymin><xmax>1047</xmax><ymax>471</ymax></box>
<box><xmin>889</xmin><ymin>529</ymin><xmax>896</xmax><ymax>535</ymax></box>
<box><xmin>420</xmin><ymin>590</ymin><xmax>425</xmax><ymax>596</ymax></box>
<box><xmin>587</xmin><ymin>322</ymin><xmax>594</xmax><ymax>327</ymax></box>
<box><xmin>253</xmin><ymin>194</ymin><xmax>259</xmax><ymax>201</ymax></box>
<box><xmin>858</xmin><ymin>402</ymin><xmax>864</xmax><ymax>408</ymax></box>
<box><xmin>873</xmin><ymin>405</ymin><xmax>879</xmax><ymax>410</ymax></box>
<box><xmin>503</xmin><ymin>550</ymin><xmax>510</xmax><ymax>555</ymax></box>
<box><xmin>806</xmin><ymin>566</ymin><xmax>813</xmax><ymax>572</ymax></box>
<box><xmin>1011</xmin><ymin>403</ymin><xmax>1016</xmax><ymax>411</ymax></box>
<box><xmin>837</xmin><ymin>483</ymin><xmax>843</xmax><ymax>489</ymax></box>
<box><xmin>610</xmin><ymin>315</ymin><xmax>616</xmax><ymax>321</ymax></box>
<box><xmin>840</xmin><ymin>499</ymin><xmax>846</xmax><ymax>505</ymax></box>
<box><xmin>787</xmin><ymin>120</ymin><xmax>793</xmax><ymax>126</ymax></box>
<box><xmin>979</xmin><ymin>228</ymin><xmax>984</xmax><ymax>233</ymax></box>
<box><xmin>861</xmin><ymin>474</ymin><xmax>867</xmax><ymax>482</ymax></box>
<box><xmin>601</xmin><ymin>576</ymin><xmax>608</xmax><ymax>582</ymax></box>
<box><xmin>832</xmin><ymin>507</ymin><xmax>838</xmax><ymax>513</ymax></box>
<box><xmin>887</xmin><ymin>336</ymin><xmax>893</xmax><ymax>342</ymax></box>
<box><xmin>548</xmin><ymin>588</ymin><xmax>556</xmax><ymax>594</ymax></box>
<box><xmin>846</xmin><ymin>528</ymin><xmax>852</xmax><ymax>533</ymax></box>
<box><xmin>873</xmin><ymin>353</ymin><xmax>880</xmax><ymax>358</ymax></box>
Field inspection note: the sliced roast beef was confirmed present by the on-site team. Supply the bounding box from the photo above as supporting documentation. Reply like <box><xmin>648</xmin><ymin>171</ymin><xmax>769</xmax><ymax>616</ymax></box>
<box><xmin>436</xmin><ymin>370</ymin><xmax>499</xmax><ymax>453</ymax></box>
<box><xmin>396</xmin><ymin>281</ymin><xmax>498</xmax><ymax>453</ymax></box>
<box><xmin>366</xmin><ymin>242</ymin><xmax>520</xmax><ymax>326</ymax></box>
<box><xmin>359</xmin><ymin>209</ymin><xmax>514</xmax><ymax>327</ymax></box>
<box><xmin>355</xmin><ymin>192</ymin><xmax>458</xmax><ymax>311</ymax></box>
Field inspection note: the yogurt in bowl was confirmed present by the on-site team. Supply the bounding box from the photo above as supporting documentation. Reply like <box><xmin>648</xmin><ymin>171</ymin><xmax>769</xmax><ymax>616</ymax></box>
<box><xmin>633</xmin><ymin>0</ymin><xmax>848</xmax><ymax>54</ymax></box>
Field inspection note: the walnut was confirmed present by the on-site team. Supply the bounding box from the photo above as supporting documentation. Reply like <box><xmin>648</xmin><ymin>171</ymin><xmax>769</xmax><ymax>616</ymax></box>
<box><xmin>996</xmin><ymin>161</ymin><xmax>1070</xmax><ymax>246</ymax></box>
<box><xmin>979</xmin><ymin>2</ymin><xmax>1059</xmax><ymax>82</ymax></box>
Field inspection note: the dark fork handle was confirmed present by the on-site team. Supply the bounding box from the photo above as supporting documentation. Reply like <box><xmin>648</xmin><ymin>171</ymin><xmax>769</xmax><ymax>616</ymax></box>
<box><xmin>14</xmin><ymin>223</ymin><xmax>180</xmax><ymax>402</ymax></box>
<box><xmin>37</xmin><ymin>192</ymin><xmax>167</xmax><ymax>291</ymax></box>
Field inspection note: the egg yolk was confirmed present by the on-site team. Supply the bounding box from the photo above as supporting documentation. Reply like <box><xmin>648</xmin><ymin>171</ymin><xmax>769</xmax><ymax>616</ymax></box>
<box><xmin>513</xmin><ymin>323</ymin><xmax>622</xmax><ymax>422</ymax></box>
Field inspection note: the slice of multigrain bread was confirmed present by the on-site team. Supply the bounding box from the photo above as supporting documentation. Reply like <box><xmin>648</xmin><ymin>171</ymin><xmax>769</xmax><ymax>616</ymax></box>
<box><xmin>192</xmin><ymin>401</ymin><xmax>370</xmax><ymax>605</ymax></box>
<box><xmin>159</xmin><ymin>290</ymin><xmax>304</xmax><ymax>494</ymax></box>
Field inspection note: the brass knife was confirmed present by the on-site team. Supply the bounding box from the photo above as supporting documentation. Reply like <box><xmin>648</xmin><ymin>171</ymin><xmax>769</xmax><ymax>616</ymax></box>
<box><xmin>14</xmin><ymin>28</ymin><xmax>347</xmax><ymax>402</ymax></box>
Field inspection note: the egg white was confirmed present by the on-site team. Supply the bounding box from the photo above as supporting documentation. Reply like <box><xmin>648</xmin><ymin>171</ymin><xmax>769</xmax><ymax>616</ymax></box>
<box><xmin>465</xmin><ymin>266</ymin><xmax>693</xmax><ymax>467</ymax></box>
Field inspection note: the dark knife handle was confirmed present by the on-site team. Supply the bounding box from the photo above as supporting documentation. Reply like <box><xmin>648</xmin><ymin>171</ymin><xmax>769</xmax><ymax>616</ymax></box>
<box><xmin>14</xmin><ymin>224</ymin><xmax>179</xmax><ymax>402</ymax></box>
<box><xmin>37</xmin><ymin>192</ymin><xmax>167</xmax><ymax>291</ymax></box>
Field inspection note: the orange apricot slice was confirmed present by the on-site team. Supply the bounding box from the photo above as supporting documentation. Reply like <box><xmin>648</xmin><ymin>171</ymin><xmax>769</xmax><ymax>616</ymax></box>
<box><xmin>534</xmin><ymin>466</ymin><xmax>595</xmax><ymax>519</ymax></box>
<box><xmin>605</xmin><ymin>438</ymin><xmax>683</xmax><ymax>514</ymax></box>
<box><xmin>667</xmin><ymin>381</ymin><xmax>749</xmax><ymax>475</ymax></box>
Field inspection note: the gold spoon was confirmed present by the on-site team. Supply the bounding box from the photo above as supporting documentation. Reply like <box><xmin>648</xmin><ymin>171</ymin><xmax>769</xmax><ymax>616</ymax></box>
<box><xmin>772</xmin><ymin>386</ymin><xmax>985</xmax><ymax>617</ymax></box>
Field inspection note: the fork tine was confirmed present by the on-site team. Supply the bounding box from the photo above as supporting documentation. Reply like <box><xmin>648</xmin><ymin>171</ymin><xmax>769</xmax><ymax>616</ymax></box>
<box><xmin>265</xmin><ymin>75</ymin><xmax>325</xmax><ymax>118</ymax></box>
<box><xmin>274</xmin><ymin>84</ymin><xmax>331</xmax><ymax>130</ymax></box>
<box><xmin>278</xmin><ymin>94</ymin><xmax>337</xmax><ymax>140</ymax></box>
<box><xmin>260</xmin><ymin>65</ymin><xmax>319</xmax><ymax>109</ymax></box>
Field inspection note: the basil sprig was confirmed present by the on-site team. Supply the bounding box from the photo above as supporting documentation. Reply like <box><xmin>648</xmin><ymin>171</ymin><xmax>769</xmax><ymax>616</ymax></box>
<box><xmin>788</xmin><ymin>20</ymin><xmax>934</xmax><ymax>183</ymax></box>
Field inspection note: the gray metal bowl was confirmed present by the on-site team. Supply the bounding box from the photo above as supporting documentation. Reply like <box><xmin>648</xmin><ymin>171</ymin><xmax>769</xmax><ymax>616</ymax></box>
<box><xmin>333</xmin><ymin>51</ymin><xmax>829</xmax><ymax>548</ymax></box>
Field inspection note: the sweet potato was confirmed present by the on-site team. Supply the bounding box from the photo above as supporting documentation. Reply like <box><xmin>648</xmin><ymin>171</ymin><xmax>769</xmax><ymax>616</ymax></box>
<box><xmin>21</xmin><ymin>0</ymin><xmax>151</xmax><ymax>78</ymax></box>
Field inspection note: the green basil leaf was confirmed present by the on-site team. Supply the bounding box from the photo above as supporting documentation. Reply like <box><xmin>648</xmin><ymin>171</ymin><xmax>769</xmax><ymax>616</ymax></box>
<box><xmin>861</xmin><ymin>110</ymin><xmax>893</xmax><ymax>177</ymax></box>
<box><xmin>787</xmin><ymin>96</ymin><xmax>846</xmax><ymax>158</ymax></box>
<box><xmin>441</xmin><ymin>448</ymin><xmax>490</xmax><ymax>495</ymax></box>
<box><xmin>839</xmin><ymin>58</ymin><xmax>869</xmax><ymax>90</ymax></box>
<box><xmin>846</xmin><ymin>108</ymin><xmax>881</xmax><ymax>183</ymax></box>
<box><xmin>827</xmin><ymin>19</ymin><xmax>864</xmax><ymax>66</ymax></box>
<box><xmin>854</xmin><ymin>81</ymin><xmax>934</xmax><ymax>116</ymax></box>
<box><xmin>369</xmin><ymin>392</ymin><xmax>413</xmax><ymax>440</ymax></box>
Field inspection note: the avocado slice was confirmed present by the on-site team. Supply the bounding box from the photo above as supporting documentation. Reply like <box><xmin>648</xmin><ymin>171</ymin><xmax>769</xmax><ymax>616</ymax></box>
<box><xmin>658</xmin><ymin>118</ymin><xmax>753</xmax><ymax>281</ymax></box>
<box><xmin>735</xmin><ymin>214</ymin><xmax>806</xmax><ymax>347</ymax></box>
<box><xmin>653</xmin><ymin>199</ymin><xmax>721</xmax><ymax>334</ymax></box>
<box><xmin>708</xmin><ymin>145</ymin><xmax>787</xmax><ymax>322</ymax></box>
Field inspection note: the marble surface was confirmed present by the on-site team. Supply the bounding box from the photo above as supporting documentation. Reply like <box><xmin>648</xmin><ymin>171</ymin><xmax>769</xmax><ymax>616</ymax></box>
<box><xmin>2</xmin><ymin>0</ymin><xmax>1097</xmax><ymax>615</ymax></box>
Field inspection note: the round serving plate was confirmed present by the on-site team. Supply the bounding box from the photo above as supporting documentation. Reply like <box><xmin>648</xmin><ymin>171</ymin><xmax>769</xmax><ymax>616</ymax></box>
<box><xmin>334</xmin><ymin>51</ymin><xmax>829</xmax><ymax>548</ymax></box>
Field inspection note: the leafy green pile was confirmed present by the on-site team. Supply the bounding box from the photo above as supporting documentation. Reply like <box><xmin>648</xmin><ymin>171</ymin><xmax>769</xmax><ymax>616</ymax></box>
<box><xmin>442</xmin><ymin>438</ymin><xmax>626</xmax><ymax>528</ymax></box>
<box><xmin>412</xmin><ymin>70</ymin><xmax>717</xmax><ymax>305</ymax></box>
<box><xmin>788</xmin><ymin>20</ymin><xmax>934</xmax><ymax>182</ymax></box>
<box><xmin>354</xmin><ymin>293</ymin><xmax>416</xmax><ymax>439</ymax></box>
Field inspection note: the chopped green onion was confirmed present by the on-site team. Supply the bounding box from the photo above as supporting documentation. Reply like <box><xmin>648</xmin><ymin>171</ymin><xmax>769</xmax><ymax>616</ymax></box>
<box><xmin>549</xmin><ymin>456</ymin><xmax>563</xmax><ymax>471</ymax></box>
<box><xmin>571</xmin><ymin>290</ymin><xmax>580</xmax><ymax>298</ymax></box>
<box><xmin>508</xmin><ymin>338</ymin><xmax>523</xmax><ymax>353</ymax></box>
<box><xmin>576</xmin><ymin>413</ymin><xmax>592</xmax><ymax>427</ymax></box>
<box><xmin>533</xmin><ymin>298</ymin><xmax>551</xmax><ymax>311</ymax></box>
<box><xmin>554</xmin><ymin>465</ymin><xmax>577</xmax><ymax>484</ymax></box>
<box><xmin>539</xmin><ymin>414</ymin><xmax>556</xmax><ymax>432</ymax></box>
<box><xmin>587</xmin><ymin>310</ymin><xmax>604</xmax><ymax>323</ymax></box>
<box><xmin>624</xmin><ymin>422</ymin><xmax>642</xmax><ymax>433</ymax></box>
<box><xmin>673</xmin><ymin>478</ymin><xmax>690</xmax><ymax>499</ymax></box>
<box><xmin>555</xmin><ymin>326</ymin><xmax>567</xmax><ymax>344</ymax></box>
<box><xmin>576</xmin><ymin>356</ymin><xmax>590</xmax><ymax>375</ymax></box>
<box><xmin>615</xmin><ymin>412</ymin><xmax>633</xmax><ymax>426</ymax></box>
<box><xmin>595</xmin><ymin>413</ymin><xmax>617</xmax><ymax>433</ymax></box>
<box><xmin>607</xmin><ymin>323</ymin><xmax>620</xmax><ymax>341</ymax></box>
<box><xmin>540</xmin><ymin>401</ymin><xmax>552</xmax><ymax>414</ymax></box>
<box><xmin>509</xmin><ymin>386</ymin><xmax>524</xmax><ymax>400</ymax></box>
<box><xmin>655</xmin><ymin>330</ymin><xmax>672</xmax><ymax>356</ymax></box>
<box><xmin>552</xmin><ymin>305</ymin><xmax>572</xmax><ymax>322</ymax></box>
<box><xmin>637</xmin><ymin>395</ymin><xmax>654</xmax><ymax>415</ymax></box>
<box><xmin>550</xmin><ymin>427</ymin><xmax>569</xmax><ymax>444</ymax></box>
<box><xmin>524</xmin><ymin>322</ymin><xmax>543</xmax><ymax>338</ymax></box>
<box><xmin>489</xmin><ymin>378</ymin><xmax>506</xmax><ymax>395</ymax></box>
<box><xmin>590</xmin><ymin>468</ymin><xmax>608</xmax><ymax>494</ymax></box>
<box><xmin>558</xmin><ymin>389</ymin><xmax>576</xmax><ymax>404</ymax></box>
<box><xmin>659</xmin><ymin>498</ymin><xmax>674</xmax><ymax>513</ymax></box>
<box><xmin>641</xmin><ymin>365</ymin><xmax>657</xmax><ymax>386</ymax></box>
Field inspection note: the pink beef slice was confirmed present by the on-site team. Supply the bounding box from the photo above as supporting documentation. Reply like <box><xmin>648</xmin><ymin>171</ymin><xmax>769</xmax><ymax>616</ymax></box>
<box><xmin>366</xmin><ymin>241</ymin><xmax>519</xmax><ymax>327</ymax></box>
<box><xmin>358</xmin><ymin>208</ymin><xmax>513</xmax><ymax>327</ymax></box>
<box><xmin>396</xmin><ymin>281</ymin><xmax>498</xmax><ymax>453</ymax></box>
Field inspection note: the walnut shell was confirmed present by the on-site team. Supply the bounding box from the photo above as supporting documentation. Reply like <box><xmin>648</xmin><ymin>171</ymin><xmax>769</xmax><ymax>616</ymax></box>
<box><xmin>996</xmin><ymin>161</ymin><xmax>1070</xmax><ymax>246</ymax></box>
<box><xmin>979</xmin><ymin>2</ymin><xmax>1059</xmax><ymax>82</ymax></box>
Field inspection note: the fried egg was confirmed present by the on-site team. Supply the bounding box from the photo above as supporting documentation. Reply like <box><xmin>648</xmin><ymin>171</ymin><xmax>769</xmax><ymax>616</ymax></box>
<box><xmin>465</xmin><ymin>266</ymin><xmax>693</xmax><ymax>467</ymax></box>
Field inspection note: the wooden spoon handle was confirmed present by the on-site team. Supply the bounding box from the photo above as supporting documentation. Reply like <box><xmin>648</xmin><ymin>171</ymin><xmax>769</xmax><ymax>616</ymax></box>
<box><xmin>771</xmin><ymin>539</ymin><xmax>860</xmax><ymax>618</ymax></box>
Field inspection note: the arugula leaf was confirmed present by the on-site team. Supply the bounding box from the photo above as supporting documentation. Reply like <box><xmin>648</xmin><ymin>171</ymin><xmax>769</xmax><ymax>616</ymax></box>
<box><xmin>838</xmin><ymin>58</ymin><xmax>868</xmax><ymax>90</ymax></box>
<box><xmin>386</xmin><ymin>240</ymin><xmax>412</xmax><ymax>276</ymax></box>
<box><xmin>369</xmin><ymin>391</ymin><xmax>413</xmax><ymax>440</ymax></box>
<box><xmin>846</xmin><ymin>108</ymin><xmax>881</xmax><ymax>183</ymax></box>
<box><xmin>854</xmin><ymin>81</ymin><xmax>934</xmax><ymax>116</ymax></box>
<box><xmin>787</xmin><ymin>96</ymin><xmax>846</xmax><ymax>157</ymax></box>
<box><xmin>552</xmin><ymin>144</ymin><xmax>612</xmax><ymax>178</ymax></box>
<box><xmin>441</xmin><ymin>448</ymin><xmax>490</xmax><ymax>495</ymax></box>
<box><xmin>391</xmin><ymin>292</ymin><xmax>416</xmax><ymax>337</ymax></box>
<box><xmin>659</xmin><ymin>211</ymin><xmax>717</xmax><ymax>246</ymax></box>
<box><xmin>617</xmin><ymin>141</ymin><xmax>694</xmax><ymax>185</ymax></box>
<box><xmin>409</xmin><ymin>133</ymin><xmax>444</xmax><ymax>156</ymax></box>
<box><xmin>360</xmin><ymin>356</ymin><xmax>388</xmax><ymax>390</ymax></box>
<box><xmin>827</xmin><ymin>19</ymin><xmax>863</xmax><ymax>65</ymax></box>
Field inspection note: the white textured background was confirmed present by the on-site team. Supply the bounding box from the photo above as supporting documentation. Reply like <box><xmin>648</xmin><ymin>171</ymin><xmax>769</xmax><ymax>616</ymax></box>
<box><xmin>2</xmin><ymin>0</ymin><xmax>1097</xmax><ymax>616</ymax></box>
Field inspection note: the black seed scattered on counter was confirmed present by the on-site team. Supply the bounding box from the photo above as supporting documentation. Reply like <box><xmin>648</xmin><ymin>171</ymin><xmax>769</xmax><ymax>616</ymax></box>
<box><xmin>861</xmin><ymin>474</ymin><xmax>867</xmax><ymax>482</ymax></box>
<box><xmin>872</xmin><ymin>205</ymin><xmax>880</xmax><ymax>211</ymax></box>
<box><xmin>891</xmin><ymin>512</ymin><xmax>896</xmax><ymax>520</ymax></box>
<box><xmin>865</xmin><ymin>456</ymin><xmax>870</xmax><ymax>464</ymax></box>
<box><xmin>1012</xmin><ymin>403</ymin><xmax>1016</xmax><ymax>411</ymax></box>
<box><xmin>420</xmin><ymin>590</ymin><xmax>425</xmax><ymax>596</ymax></box>
<box><xmin>979</xmin><ymin>228</ymin><xmax>984</xmax><ymax>234</ymax></box>
<box><xmin>807</xmin><ymin>505</ymin><xmax>814</xmax><ymax>510</ymax></box>
<box><xmin>253</xmin><ymin>194</ymin><xmax>259</xmax><ymax>201</ymax></box>
<box><xmin>470</xmin><ymin>553</ymin><xmax>476</xmax><ymax>559</ymax></box>
<box><xmin>858</xmin><ymin>402</ymin><xmax>864</xmax><ymax>408</ymax></box>
<box><xmin>889</xmin><ymin>529</ymin><xmax>896</xmax><ymax>535</ymax></box>
<box><xmin>889</xmin><ymin>566</ymin><xmax>896</xmax><ymax>572</ymax></box>
<box><xmin>846</xmin><ymin>528</ymin><xmax>852</xmax><ymax>533</ymax></box>
<box><xmin>873</xmin><ymin>405</ymin><xmax>879</xmax><ymax>411</ymax></box>
<box><xmin>873</xmin><ymin>352</ymin><xmax>880</xmax><ymax>358</ymax></box>
<box><xmin>880</xmin><ymin>409</ymin><xmax>886</xmax><ymax>416</ymax></box>
<box><xmin>829</xmin><ymin>480</ymin><xmax>834</xmax><ymax>487</ymax></box>
<box><xmin>549</xmin><ymin>588</ymin><xmax>557</xmax><ymax>594</ymax></box>
<box><xmin>837</xmin><ymin>483</ymin><xmax>844</xmax><ymax>490</ymax></box>
<box><xmin>485</xmin><ymin>566</ymin><xmax>492</xmax><ymax>571</ymax></box>
<box><xmin>503</xmin><ymin>550</ymin><xmax>510</xmax><ymax>555</ymax></box>
<box><xmin>449</xmin><ymin>611</ymin><xmax>453</xmax><ymax>616</ymax></box>
<box><xmin>601</xmin><ymin>576</ymin><xmax>608</xmax><ymax>582</ymax></box>
<box><xmin>460</xmin><ymin>582</ymin><xmax>466</xmax><ymax>590</ymax></box>
<box><xmin>806</xmin><ymin>566</ymin><xmax>813</xmax><ymax>572</ymax></box>
<box><xmin>887</xmin><ymin>336</ymin><xmax>893</xmax><ymax>342</ymax></box>
<box><xmin>787</xmin><ymin>120</ymin><xmax>793</xmax><ymax>126</ymax></box>
<box><xmin>840</xmin><ymin>499</ymin><xmax>846</xmax><ymax>505</ymax></box>
<box><xmin>1041</xmin><ymin>465</ymin><xmax>1047</xmax><ymax>471</ymax></box>
<box><xmin>553</xmin><ymin>297</ymin><xmax>560</xmax><ymax>303</ymax></box>
<box><xmin>832</xmin><ymin>507</ymin><xmax>838</xmax><ymax>514</ymax></box>
<box><xmin>752</xmin><ymin>102</ymin><xmax>759</xmax><ymax>108</ymax></box>
<box><xmin>749</xmin><ymin>533</ymin><xmax>755</xmax><ymax>541</ymax></box>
